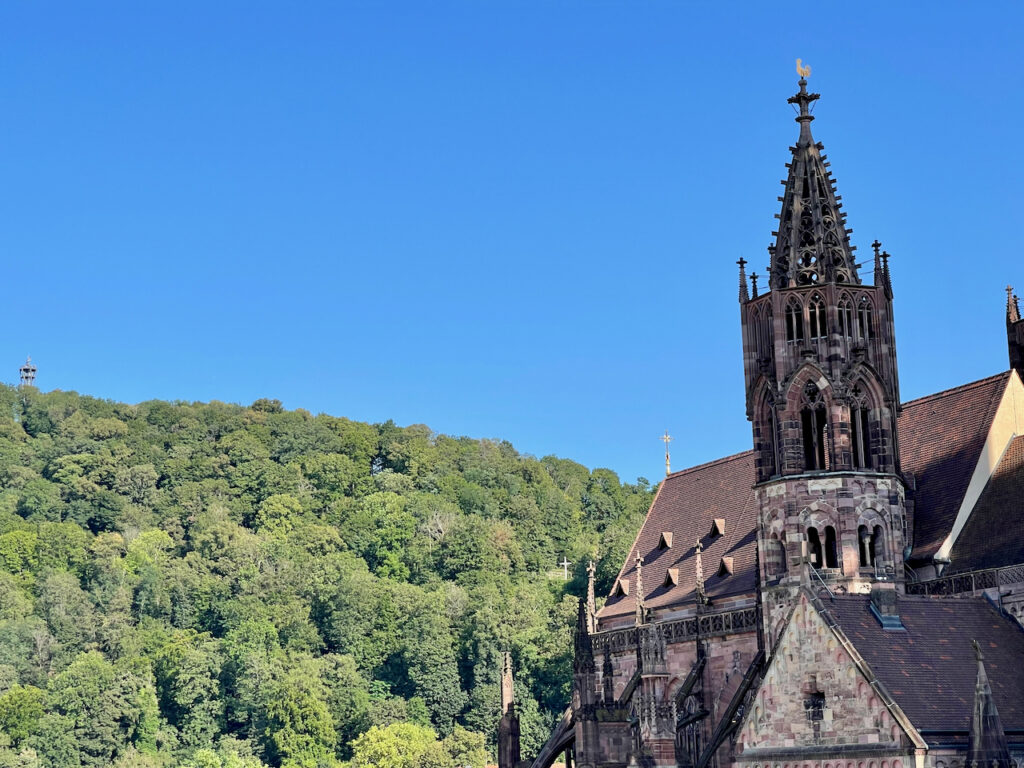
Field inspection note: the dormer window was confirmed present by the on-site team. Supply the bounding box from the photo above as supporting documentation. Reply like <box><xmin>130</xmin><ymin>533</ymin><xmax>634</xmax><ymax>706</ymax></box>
<box><xmin>663</xmin><ymin>568</ymin><xmax>679</xmax><ymax>587</ymax></box>
<box><xmin>708</xmin><ymin>519</ymin><xmax>726</xmax><ymax>538</ymax></box>
<box><xmin>613</xmin><ymin>579</ymin><xmax>630</xmax><ymax>597</ymax></box>
<box><xmin>717</xmin><ymin>557</ymin><xmax>734</xmax><ymax>577</ymax></box>
<box><xmin>658</xmin><ymin>532</ymin><xmax>673</xmax><ymax>550</ymax></box>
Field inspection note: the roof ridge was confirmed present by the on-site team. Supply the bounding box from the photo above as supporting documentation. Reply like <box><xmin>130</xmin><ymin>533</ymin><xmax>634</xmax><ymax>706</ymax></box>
<box><xmin>665</xmin><ymin>449</ymin><xmax>754</xmax><ymax>479</ymax></box>
<box><xmin>900</xmin><ymin>371</ymin><xmax>1010</xmax><ymax>409</ymax></box>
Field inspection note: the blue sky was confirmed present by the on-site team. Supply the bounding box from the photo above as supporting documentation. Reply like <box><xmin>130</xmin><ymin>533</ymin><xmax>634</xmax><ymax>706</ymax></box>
<box><xmin>1</xmin><ymin>2</ymin><xmax>1022</xmax><ymax>484</ymax></box>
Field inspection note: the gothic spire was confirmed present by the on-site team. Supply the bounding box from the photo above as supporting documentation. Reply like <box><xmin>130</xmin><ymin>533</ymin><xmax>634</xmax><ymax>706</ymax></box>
<box><xmin>573</xmin><ymin>597</ymin><xmax>595</xmax><ymax>673</ymax></box>
<box><xmin>738</xmin><ymin>257</ymin><xmax>749</xmax><ymax>303</ymax></box>
<box><xmin>586</xmin><ymin>559</ymin><xmax>597</xmax><ymax>634</ymax></box>
<box><xmin>967</xmin><ymin>640</ymin><xmax>1013</xmax><ymax>768</ymax></box>
<box><xmin>770</xmin><ymin>71</ymin><xmax>860</xmax><ymax>290</ymax></box>
<box><xmin>500</xmin><ymin>651</ymin><xmax>515</xmax><ymax>715</ymax></box>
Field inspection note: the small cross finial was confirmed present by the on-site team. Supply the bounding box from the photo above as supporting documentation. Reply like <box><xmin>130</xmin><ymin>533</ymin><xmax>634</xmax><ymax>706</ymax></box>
<box><xmin>738</xmin><ymin>258</ymin><xmax>749</xmax><ymax>303</ymax></box>
<box><xmin>750</xmin><ymin>272</ymin><xmax>759</xmax><ymax>298</ymax></box>
<box><xmin>872</xmin><ymin>240</ymin><xmax>882</xmax><ymax>258</ymax></box>
<box><xmin>661</xmin><ymin>430</ymin><xmax>673</xmax><ymax>476</ymax></box>
<box><xmin>737</xmin><ymin>257</ymin><xmax>747</xmax><ymax>268</ymax></box>
<box><xmin>787</xmin><ymin>67</ymin><xmax>820</xmax><ymax>139</ymax></box>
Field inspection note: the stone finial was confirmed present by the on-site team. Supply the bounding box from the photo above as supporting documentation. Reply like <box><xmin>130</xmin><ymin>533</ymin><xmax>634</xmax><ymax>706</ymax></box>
<box><xmin>500</xmin><ymin>651</ymin><xmax>515</xmax><ymax>714</ymax></box>
<box><xmin>750</xmin><ymin>272</ymin><xmax>759</xmax><ymax>298</ymax></box>
<box><xmin>695</xmin><ymin>539</ymin><xmax>707</xmax><ymax>607</ymax></box>
<box><xmin>634</xmin><ymin>552</ymin><xmax>645</xmax><ymax>627</ymax></box>
<box><xmin>738</xmin><ymin>257</ymin><xmax>749</xmax><ymax>303</ymax></box>
<box><xmin>574</xmin><ymin>597</ymin><xmax>595</xmax><ymax>674</ymax></box>
<box><xmin>881</xmin><ymin>251</ymin><xmax>893</xmax><ymax>299</ymax></box>
<box><xmin>1007</xmin><ymin>285</ymin><xmax>1021</xmax><ymax>323</ymax></box>
<box><xmin>586</xmin><ymin>559</ymin><xmax>597</xmax><ymax>634</ymax></box>
<box><xmin>967</xmin><ymin>638</ymin><xmax>1013</xmax><ymax>768</ymax></box>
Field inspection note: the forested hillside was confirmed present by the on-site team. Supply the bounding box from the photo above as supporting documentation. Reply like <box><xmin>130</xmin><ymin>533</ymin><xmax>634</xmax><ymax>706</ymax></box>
<box><xmin>0</xmin><ymin>386</ymin><xmax>653</xmax><ymax>768</ymax></box>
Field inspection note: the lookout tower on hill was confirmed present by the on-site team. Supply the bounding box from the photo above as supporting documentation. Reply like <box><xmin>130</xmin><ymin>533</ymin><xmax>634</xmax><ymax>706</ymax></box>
<box><xmin>19</xmin><ymin>357</ymin><xmax>37</xmax><ymax>388</ymax></box>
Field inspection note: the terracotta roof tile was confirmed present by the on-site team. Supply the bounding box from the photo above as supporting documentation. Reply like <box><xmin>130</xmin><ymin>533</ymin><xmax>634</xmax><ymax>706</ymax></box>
<box><xmin>826</xmin><ymin>594</ymin><xmax>1024</xmax><ymax>734</ymax></box>
<box><xmin>949</xmin><ymin>435</ymin><xmax>1024</xmax><ymax>572</ymax></box>
<box><xmin>597</xmin><ymin>451</ymin><xmax>756</xmax><ymax>622</ymax></box>
<box><xmin>898</xmin><ymin>372</ymin><xmax>1010</xmax><ymax>560</ymax></box>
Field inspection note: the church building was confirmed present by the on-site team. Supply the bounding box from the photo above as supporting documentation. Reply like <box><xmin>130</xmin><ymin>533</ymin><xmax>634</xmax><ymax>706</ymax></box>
<box><xmin>512</xmin><ymin>72</ymin><xmax>1024</xmax><ymax>768</ymax></box>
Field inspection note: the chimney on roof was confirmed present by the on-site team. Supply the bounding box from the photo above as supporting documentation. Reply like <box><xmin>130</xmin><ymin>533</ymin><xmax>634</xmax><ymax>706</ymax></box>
<box><xmin>869</xmin><ymin>582</ymin><xmax>904</xmax><ymax>630</ymax></box>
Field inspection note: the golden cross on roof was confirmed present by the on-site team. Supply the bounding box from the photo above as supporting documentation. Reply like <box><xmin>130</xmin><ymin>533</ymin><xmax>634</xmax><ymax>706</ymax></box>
<box><xmin>661</xmin><ymin>430</ymin><xmax>673</xmax><ymax>477</ymax></box>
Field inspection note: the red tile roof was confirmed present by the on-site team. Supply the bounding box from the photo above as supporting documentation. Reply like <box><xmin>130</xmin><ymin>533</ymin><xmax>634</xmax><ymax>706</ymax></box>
<box><xmin>597</xmin><ymin>373</ymin><xmax>1014</xmax><ymax>623</ymax></box>
<box><xmin>825</xmin><ymin>594</ymin><xmax>1024</xmax><ymax>735</ymax></box>
<box><xmin>898</xmin><ymin>372</ymin><xmax>1010</xmax><ymax>560</ymax></box>
<box><xmin>950</xmin><ymin>435</ymin><xmax>1024</xmax><ymax>572</ymax></box>
<box><xmin>598</xmin><ymin>451</ymin><xmax>757</xmax><ymax>622</ymax></box>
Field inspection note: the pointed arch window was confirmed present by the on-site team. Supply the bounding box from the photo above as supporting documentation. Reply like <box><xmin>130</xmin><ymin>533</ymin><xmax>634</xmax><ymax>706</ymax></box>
<box><xmin>850</xmin><ymin>386</ymin><xmax>873</xmax><ymax>469</ymax></box>
<box><xmin>808</xmin><ymin>294</ymin><xmax>827</xmax><ymax>340</ymax></box>
<box><xmin>857</xmin><ymin>296</ymin><xmax>874</xmax><ymax>341</ymax></box>
<box><xmin>786</xmin><ymin>298</ymin><xmax>805</xmax><ymax>343</ymax></box>
<box><xmin>800</xmin><ymin>382</ymin><xmax>828</xmax><ymax>471</ymax></box>
<box><xmin>838</xmin><ymin>296</ymin><xmax>855</xmax><ymax>338</ymax></box>
<box><xmin>758</xmin><ymin>390</ymin><xmax>779</xmax><ymax>479</ymax></box>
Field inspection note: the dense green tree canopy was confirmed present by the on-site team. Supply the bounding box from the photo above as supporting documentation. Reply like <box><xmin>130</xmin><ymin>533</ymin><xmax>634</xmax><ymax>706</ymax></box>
<box><xmin>0</xmin><ymin>386</ymin><xmax>652</xmax><ymax>767</ymax></box>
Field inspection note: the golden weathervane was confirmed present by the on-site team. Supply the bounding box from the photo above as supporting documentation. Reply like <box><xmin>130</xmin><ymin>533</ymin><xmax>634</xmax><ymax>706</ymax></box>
<box><xmin>796</xmin><ymin>58</ymin><xmax>811</xmax><ymax>78</ymax></box>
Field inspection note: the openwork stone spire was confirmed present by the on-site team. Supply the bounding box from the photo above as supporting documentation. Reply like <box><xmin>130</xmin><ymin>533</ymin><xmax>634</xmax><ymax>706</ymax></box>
<box><xmin>770</xmin><ymin>75</ymin><xmax>860</xmax><ymax>289</ymax></box>
<box><xmin>967</xmin><ymin>640</ymin><xmax>1013</xmax><ymax>768</ymax></box>
<box><xmin>574</xmin><ymin>597</ymin><xmax>595</xmax><ymax>673</ymax></box>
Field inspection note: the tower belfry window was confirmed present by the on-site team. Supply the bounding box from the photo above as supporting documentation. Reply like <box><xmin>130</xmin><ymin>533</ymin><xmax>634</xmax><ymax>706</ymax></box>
<box><xmin>857</xmin><ymin>296</ymin><xmax>874</xmax><ymax>340</ymax></box>
<box><xmin>801</xmin><ymin>382</ymin><xmax>828</xmax><ymax>471</ymax></box>
<box><xmin>850</xmin><ymin>387</ymin><xmax>872</xmax><ymax>469</ymax></box>
<box><xmin>786</xmin><ymin>299</ymin><xmax>805</xmax><ymax>343</ymax></box>
<box><xmin>838</xmin><ymin>296</ymin><xmax>854</xmax><ymax>338</ymax></box>
<box><xmin>808</xmin><ymin>294</ymin><xmax>827</xmax><ymax>339</ymax></box>
<box><xmin>807</xmin><ymin>527</ymin><xmax>823</xmax><ymax>569</ymax></box>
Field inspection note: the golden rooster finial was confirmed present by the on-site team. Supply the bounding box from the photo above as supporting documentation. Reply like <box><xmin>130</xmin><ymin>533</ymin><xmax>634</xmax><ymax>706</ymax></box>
<box><xmin>796</xmin><ymin>58</ymin><xmax>811</xmax><ymax>78</ymax></box>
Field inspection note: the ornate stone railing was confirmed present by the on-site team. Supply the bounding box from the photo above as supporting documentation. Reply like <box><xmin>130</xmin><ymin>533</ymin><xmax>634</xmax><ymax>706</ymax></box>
<box><xmin>905</xmin><ymin>563</ymin><xmax>1024</xmax><ymax>596</ymax></box>
<box><xmin>593</xmin><ymin>606</ymin><xmax>759</xmax><ymax>654</ymax></box>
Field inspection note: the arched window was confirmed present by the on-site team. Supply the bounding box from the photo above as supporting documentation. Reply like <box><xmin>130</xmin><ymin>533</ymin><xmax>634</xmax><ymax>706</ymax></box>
<box><xmin>758</xmin><ymin>391</ymin><xmax>779</xmax><ymax>480</ymax></box>
<box><xmin>850</xmin><ymin>386</ymin><xmax>872</xmax><ymax>469</ymax></box>
<box><xmin>857</xmin><ymin>296</ymin><xmax>873</xmax><ymax>341</ymax></box>
<box><xmin>807</xmin><ymin>527</ymin><xmax>823</xmax><ymax>569</ymax></box>
<box><xmin>824</xmin><ymin>526</ymin><xmax>839</xmax><ymax>569</ymax></box>
<box><xmin>871</xmin><ymin>526</ymin><xmax>884</xmax><ymax>566</ymax></box>
<box><xmin>808</xmin><ymin>294</ymin><xmax>827</xmax><ymax>340</ymax></box>
<box><xmin>786</xmin><ymin>298</ymin><xmax>805</xmax><ymax>343</ymax></box>
<box><xmin>838</xmin><ymin>296</ymin><xmax>854</xmax><ymax>338</ymax></box>
<box><xmin>858</xmin><ymin>525</ymin><xmax>870</xmax><ymax>567</ymax></box>
<box><xmin>801</xmin><ymin>382</ymin><xmax>828</xmax><ymax>471</ymax></box>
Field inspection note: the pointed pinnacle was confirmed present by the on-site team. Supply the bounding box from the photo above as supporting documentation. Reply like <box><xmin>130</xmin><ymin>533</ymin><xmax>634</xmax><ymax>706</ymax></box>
<box><xmin>738</xmin><ymin>257</ymin><xmax>749</xmax><ymax>303</ymax></box>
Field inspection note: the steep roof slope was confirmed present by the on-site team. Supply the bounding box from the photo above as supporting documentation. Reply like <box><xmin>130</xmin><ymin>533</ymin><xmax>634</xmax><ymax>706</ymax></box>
<box><xmin>949</xmin><ymin>435</ymin><xmax>1024</xmax><ymax>572</ymax></box>
<box><xmin>897</xmin><ymin>372</ymin><xmax>1010</xmax><ymax>560</ymax></box>
<box><xmin>827</xmin><ymin>595</ymin><xmax>1024</xmax><ymax>735</ymax></box>
<box><xmin>598</xmin><ymin>451</ymin><xmax>756</xmax><ymax>623</ymax></box>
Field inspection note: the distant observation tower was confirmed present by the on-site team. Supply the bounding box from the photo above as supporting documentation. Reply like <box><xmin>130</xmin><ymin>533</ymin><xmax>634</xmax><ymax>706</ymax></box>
<box><xmin>19</xmin><ymin>357</ymin><xmax>37</xmax><ymax>388</ymax></box>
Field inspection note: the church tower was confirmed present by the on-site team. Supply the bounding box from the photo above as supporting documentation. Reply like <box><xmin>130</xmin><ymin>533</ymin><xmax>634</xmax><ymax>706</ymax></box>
<box><xmin>740</xmin><ymin>74</ymin><xmax>907</xmax><ymax>646</ymax></box>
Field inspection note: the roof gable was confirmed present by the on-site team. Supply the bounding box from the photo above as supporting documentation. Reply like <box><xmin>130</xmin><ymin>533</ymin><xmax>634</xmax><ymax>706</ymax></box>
<box><xmin>826</xmin><ymin>594</ymin><xmax>1024</xmax><ymax>734</ymax></box>
<box><xmin>898</xmin><ymin>372</ymin><xmax>1010</xmax><ymax>560</ymax></box>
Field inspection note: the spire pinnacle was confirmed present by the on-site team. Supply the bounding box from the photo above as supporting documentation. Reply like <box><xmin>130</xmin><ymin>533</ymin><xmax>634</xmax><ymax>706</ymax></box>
<box><xmin>967</xmin><ymin>639</ymin><xmax>1013</xmax><ymax>768</ymax></box>
<box><xmin>771</xmin><ymin>71</ymin><xmax>860</xmax><ymax>289</ymax></box>
<box><xmin>738</xmin><ymin>257</ymin><xmax>749</xmax><ymax>303</ymax></box>
<box><xmin>501</xmin><ymin>651</ymin><xmax>515</xmax><ymax>714</ymax></box>
<box><xmin>573</xmin><ymin>597</ymin><xmax>595</xmax><ymax>673</ymax></box>
<box><xmin>586</xmin><ymin>559</ymin><xmax>597</xmax><ymax>634</ymax></box>
<box><xmin>1008</xmin><ymin>285</ymin><xmax>1020</xmax><ymax>323</ymax></box>
<box><xmin>787</xmin><ymin>67</ymin><xmax>820</xmax><ymax>146</ymax></box>
<box><xmin>661</xmin><ymin>430</ymin><xmax>673</xmax><ymax>477</ymax></box>
<box><xmin>750</xmin><ymin>272</ymin><xmax>759</xmax><ymax>298</ymax></box>
<box><xmin>694</xmin><ymin>539</ymin><xmax>707</xmax><ymax>607</ymax></box>
<box><xmin>881</xmin><ymin>251</ymin><xmax>893</xmax><ymax>298</ymax></box>
<box><xmin>634</xmin><ymin>552</ymin><xmax>645</xmax><ymax>626</ymax></box>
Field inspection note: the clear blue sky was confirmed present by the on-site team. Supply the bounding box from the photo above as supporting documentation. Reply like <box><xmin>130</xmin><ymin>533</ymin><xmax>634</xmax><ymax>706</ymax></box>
<box><xmin>2</xmin><ymin>2</ymin><xmax>1022</xmax><ymax>484</ymax></box>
